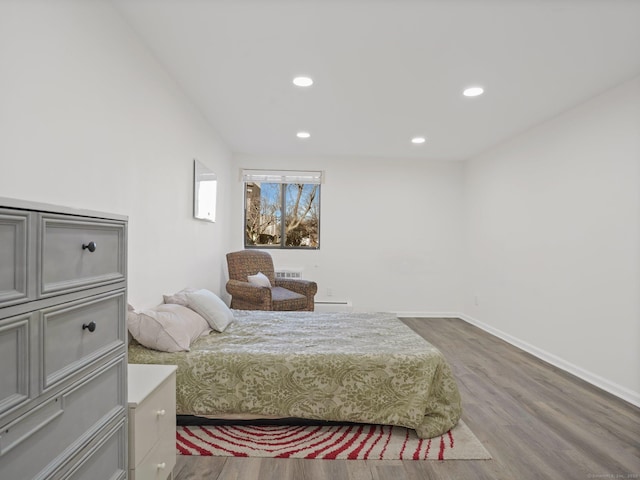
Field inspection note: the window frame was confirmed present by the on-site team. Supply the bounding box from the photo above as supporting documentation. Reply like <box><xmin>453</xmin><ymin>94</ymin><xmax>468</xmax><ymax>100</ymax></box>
<box><xmin>242</xmin><ymin>169</ymin><xmax>322</xmax><ymax>250</ymax></box>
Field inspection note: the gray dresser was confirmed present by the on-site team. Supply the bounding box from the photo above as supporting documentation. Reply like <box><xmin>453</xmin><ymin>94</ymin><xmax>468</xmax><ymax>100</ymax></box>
<box><xmin>0</xmin><ymin>198</ymin><xmax>128</xmax><ymax>480</ymax></box>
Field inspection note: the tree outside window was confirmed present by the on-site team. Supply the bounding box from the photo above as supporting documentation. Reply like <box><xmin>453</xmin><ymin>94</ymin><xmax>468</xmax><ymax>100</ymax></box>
<box><xmin>244</xmin><ymin>182</ymin><xmax>320</xmax><ymax>248</ymax></box>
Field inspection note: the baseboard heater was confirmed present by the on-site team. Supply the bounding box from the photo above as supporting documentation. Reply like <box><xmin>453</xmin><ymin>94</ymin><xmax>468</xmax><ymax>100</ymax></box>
<box><xmin>314</xmin><ymin>300</ymin><xmax>353</xmax><ymax>313</ymax></box>
<box><xmin>275</xmin><ymin>269</ymin><xmax>303</xmax><ymax>279</ymax></box>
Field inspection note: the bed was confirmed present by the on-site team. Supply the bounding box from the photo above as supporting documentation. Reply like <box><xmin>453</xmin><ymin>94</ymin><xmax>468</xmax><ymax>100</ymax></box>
<box><xmin>128</xmin><ymin>309</ymin><xmax>462</xmax><ymax>439</ymax></box>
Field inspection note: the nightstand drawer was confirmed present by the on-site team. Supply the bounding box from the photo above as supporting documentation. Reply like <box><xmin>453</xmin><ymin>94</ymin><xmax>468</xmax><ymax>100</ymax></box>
<box><xmin>130</xmin><ymin>372</ymin><xmax>175</xmax><ymax>465</ymax></box>
<box><xmin>39</xmin><ymin>214</ymin><xmax>126</xmax><ymax>297</ymax></box>
<box><xmin>129</xmin><ymin>432</ymin><xmax>175</xmax><ymax>480</ymax></box>
<box><xmin>42</xmin><ymin>291</ymin><xmax>126</xmax><ymax>390</ymax></box>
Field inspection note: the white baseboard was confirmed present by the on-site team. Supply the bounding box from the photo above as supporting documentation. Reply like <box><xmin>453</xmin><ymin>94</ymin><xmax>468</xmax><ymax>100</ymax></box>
<box><xmin>393</xmin><ymin>311</ymin><xmax>461</xmax><ymax>318</ymax></box>
<box><xmin>458</xmin><ymin>313</ymin><xmax>640</xmax><ymax>409</ymax></box>
<box><xmin>314</xmin><ymin>300</ymin><xmax>353</xmax><ymax>313</ymax></box>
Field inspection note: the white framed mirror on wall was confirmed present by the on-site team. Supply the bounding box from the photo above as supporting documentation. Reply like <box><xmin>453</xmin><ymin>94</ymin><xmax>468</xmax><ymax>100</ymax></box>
<box><xmin>193</xmin><ymin>159</ymin><xmax>217</xmax><ymax>222</ymax></box>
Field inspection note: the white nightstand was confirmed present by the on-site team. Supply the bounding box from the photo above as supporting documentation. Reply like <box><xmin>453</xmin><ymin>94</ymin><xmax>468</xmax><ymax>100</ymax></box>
<box><xmin>128</xmin><ymin>364</ymin><xmax>177</xmax><ymax>480</ymax></box>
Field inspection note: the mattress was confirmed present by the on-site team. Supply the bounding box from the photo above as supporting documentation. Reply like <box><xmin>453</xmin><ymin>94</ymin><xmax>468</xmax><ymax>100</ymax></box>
<box><xmin>128</xmin><ymin>310</ymin><xmax>462</xmax><ymax>438</ymax></box>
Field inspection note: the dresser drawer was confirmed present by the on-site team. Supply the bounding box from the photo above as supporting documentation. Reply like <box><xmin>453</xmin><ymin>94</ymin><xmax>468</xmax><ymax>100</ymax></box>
<box><xmin>39</xmin><ymin>214</ymin><xmax>126</xmax><ymax>297</ymax></box>
<box><xmin>129</xmin><ymin>371</ymin><xmax>176</xmax><ymax>467</ymax></box>
<box><xmin>42</xmin><ymin>290</ymin><xmax>126</xmax><ymax>390</ymax></box>
<box><xmin>59</xmin><ymin>419</ymin><xmax>127</xmax><ymax>480</ymax></box>
<box><xmin>0</xmin><ymin>313</ymin><xmax>33</xmax><ymax>417</ymax></box>
<box><xmin>0</xmin><ymin>209</ymin><xmax>32</xmax><ymax>308</ymax></box>
<box><xmin>0</xmin><ymin>357</ymin><xmax>125</xmax><ymax>480</ymax></box>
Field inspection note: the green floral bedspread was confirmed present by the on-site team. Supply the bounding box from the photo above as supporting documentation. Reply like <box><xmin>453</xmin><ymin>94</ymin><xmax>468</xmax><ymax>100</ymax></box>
<box><xmin>128</xmin><ymin>310</ymin><xmax>462</xmax><ymax>438</ymax></box>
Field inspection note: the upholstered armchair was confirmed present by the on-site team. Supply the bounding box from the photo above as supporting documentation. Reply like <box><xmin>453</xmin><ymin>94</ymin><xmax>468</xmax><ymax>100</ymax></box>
<box><xmin>226</xmin><ymin>250</ymin><xmax>317</xmax><ymax>311</ymax></box>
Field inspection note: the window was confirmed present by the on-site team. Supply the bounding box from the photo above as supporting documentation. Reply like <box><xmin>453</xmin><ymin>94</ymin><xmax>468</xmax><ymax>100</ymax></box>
<box><xmin>243</xmin><ymin>170</ymin><xmax>321</xmax><ymax>249</ymax></box>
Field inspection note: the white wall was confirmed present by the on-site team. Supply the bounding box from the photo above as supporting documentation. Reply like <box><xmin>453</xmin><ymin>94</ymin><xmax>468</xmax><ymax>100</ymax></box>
<box><xmin>463</xmin><ymin>77</ymin><xmax>640</xmax><ymax>404</ymax></box>
<box><xmin>0</xmin><ymin>0</ymin><xmax>233</xmax><ymax>308</ymax></box>
<box><xmin>231</xmin><ymin>154</ymin><xmax>465</xmax><ymax>314</ymax></box>
<box><xmin>2</xmin><ymin>0</ymin><xmax>636</xmax><ymax>406</ymax></box>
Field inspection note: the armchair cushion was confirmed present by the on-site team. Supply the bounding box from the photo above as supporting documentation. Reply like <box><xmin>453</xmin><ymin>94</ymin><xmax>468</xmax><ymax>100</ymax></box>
<box><xmin>271</xmin><ymin>287</ymin><xmax>307</xmax><ymax>311</ymax></box>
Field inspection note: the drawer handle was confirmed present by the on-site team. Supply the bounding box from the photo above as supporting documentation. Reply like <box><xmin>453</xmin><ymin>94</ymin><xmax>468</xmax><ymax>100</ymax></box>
<box><xmin>156</xmin><ymin>409</ymin><xmax>166</xmax><ymax>416</ymax></box>
<box><xmin>157</xmin><ymin>462</ymin><xmax>166</xmax><ymax>470</ymax></box>
<box><xmin>82</xmin><ymin>241</ymin><xmax>97</xmax><ymax>252</ymax></box>
<box><xmin>82</xmin><ymin>321</ymin><xmax>97</xmax><ymax>332</ymax></box>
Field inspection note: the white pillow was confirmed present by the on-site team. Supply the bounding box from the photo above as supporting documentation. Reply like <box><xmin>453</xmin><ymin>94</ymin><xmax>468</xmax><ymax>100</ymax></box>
<box><xmin>186</xmin><ymin>289</ymin><xmax>234</xmax><ymax>332</ymax></box>
<box><xmin>127</xmin><ymin>304</ymin><xmax>211</xmax><ymax>352</ymax></box>
<box><xmin>247</xmin><ymin>272</ymin><xmax>271</xmax><ymax>288</ymax></box>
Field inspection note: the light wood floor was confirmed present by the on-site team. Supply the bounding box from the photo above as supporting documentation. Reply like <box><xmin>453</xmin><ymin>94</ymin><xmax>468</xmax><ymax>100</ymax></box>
<box><xmin>172</xmin><ymin>317</ymin><xmax>640</xmax><ymax>480</ymax></box>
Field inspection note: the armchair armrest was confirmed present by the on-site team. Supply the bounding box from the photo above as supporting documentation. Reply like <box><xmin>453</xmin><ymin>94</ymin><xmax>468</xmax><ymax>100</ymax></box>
<box><xmin>274</xmin><ymin>278</ymin><xmax>318</xmax><ymax>297</ymax></box>
<box><xmin>274</xmin><ymin>279</ymin><xmax>318</xmax><ymax>310</ymax></box>
<box><xmin>226</xmin><ymin>279</ymin><xmax>272</xmax><ymax>310</ymax></box>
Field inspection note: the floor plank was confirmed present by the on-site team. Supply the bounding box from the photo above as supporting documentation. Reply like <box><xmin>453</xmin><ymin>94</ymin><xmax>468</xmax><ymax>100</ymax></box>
<box><xmin>173</xmin><ymin>317</ymin><xmax>640</xmax><ymax>480</ymax></box>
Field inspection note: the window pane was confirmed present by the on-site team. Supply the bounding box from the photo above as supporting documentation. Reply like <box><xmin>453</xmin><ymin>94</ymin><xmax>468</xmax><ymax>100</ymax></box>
<box><xmin>284</xmin><ymin>183</ymin><xmax>319</xmax><ymax>248</ymax></box>
<box><xmin>244</xmin><ymin>182</ymin><xmax>282</xmax><ymax>246</ymax></box>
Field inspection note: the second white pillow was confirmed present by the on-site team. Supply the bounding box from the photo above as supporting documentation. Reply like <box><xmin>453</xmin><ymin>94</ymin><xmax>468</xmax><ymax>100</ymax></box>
<box><xmin>186</xmin><ymin>289</ymin><xmax>235</xmax><ymax>332</ymax></box>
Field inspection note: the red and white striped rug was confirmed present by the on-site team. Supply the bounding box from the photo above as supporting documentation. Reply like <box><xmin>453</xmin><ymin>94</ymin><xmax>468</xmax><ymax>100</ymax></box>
<box><xmin>176</xmin><ymin>420</ymin><xmax>491</xmax><ymax>460</ymax></box>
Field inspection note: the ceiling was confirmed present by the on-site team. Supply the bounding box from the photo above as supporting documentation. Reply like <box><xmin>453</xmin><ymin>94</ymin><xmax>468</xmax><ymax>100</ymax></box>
<box><xmin>112</xmin><ymin>0</ymin><xmax>640</xmax><ymax>161</ymax></box>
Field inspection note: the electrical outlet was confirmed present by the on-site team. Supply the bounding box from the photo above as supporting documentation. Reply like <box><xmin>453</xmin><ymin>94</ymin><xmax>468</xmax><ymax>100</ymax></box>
<box><xmin>474</xmin><ymin>295</ymin><xmax>480</xmax><ymax>306</ymax></box>
<box><xmin>327</xmin><ymin>288</ymin><xmax>333</xmax><ymax>297</ymax></box>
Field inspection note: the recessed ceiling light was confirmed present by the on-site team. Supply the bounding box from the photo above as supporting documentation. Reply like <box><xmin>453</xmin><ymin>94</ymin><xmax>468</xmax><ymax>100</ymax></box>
<box><xmin>411</xmin><ymin>136</ymin><xmax>426</xmax><ymax>144</ymax></box>
<box><xmin>297</xmin><ymin>131</ymin><xmax>311</xmax><ymax>139</ymax></box>
<box><xmin>293</xmin><ymin>76</ymin><xmax>313</xmax><ymax>87</ymax></box>
<box><xmin>463</xmin><ymin>86</ymin><xmax>484</xmax><ymax>97</ymax></box>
